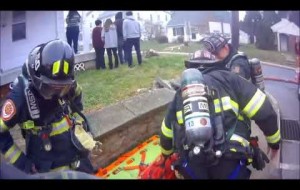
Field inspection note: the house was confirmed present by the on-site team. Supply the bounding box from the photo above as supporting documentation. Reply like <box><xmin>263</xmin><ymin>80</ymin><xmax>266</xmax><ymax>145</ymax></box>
<box><xmin>271</xmin><ymin>18</ymin><xmax>300</xmax><ymax>52</ymax></box>
<box><xmin>0</xmin><ymin>11</ymin><xmax>65</xmax><ymax>87</ymax></box>
<box><xmin>98</xmin><ymin>11</ymin><xmax>171</xmax><ymax>40</ymax></box>
<box><xmin>166</xmin><ymin>11</ymin><xmax>231</xmax><ymax>43</ymax></box>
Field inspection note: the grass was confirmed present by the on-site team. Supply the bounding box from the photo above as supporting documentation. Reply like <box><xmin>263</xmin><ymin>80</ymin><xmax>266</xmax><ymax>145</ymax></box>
<box><xmin>239</xmin><ymin>44</ymin><xmax>296</xmax><ymax>67</ymax></box>
<box><xmin>77</xmin><ymin>41</ymin><xmax>297</xmax><ymax>111</ymax></box>
<box><xmin>76</xmin><ymin>55</ymin><xmax>186</xmax><ymax>112</ymax></box>
<box><xmin>141</xmin><ymin>41</ymin><xmax>297</xmax><ymax>67</ymax></box>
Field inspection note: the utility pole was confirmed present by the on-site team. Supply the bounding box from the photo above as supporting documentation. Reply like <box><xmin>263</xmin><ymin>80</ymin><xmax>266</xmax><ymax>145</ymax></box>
<box><xmin>231</xmin><ymin>11</ymin><xmax>240</xmax><ymax>50</ymax></box>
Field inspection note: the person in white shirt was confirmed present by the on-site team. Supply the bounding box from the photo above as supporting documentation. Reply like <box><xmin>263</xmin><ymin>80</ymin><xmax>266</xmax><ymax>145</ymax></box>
<box><xmin>101</xmin><ymin>18</ymin><xmax>119</xmax><ymax>69</ymax></box>
<box><xmin>123</xmin><ymin>11</ymin><xmax>142</xmax><ymax>68</ymax></box>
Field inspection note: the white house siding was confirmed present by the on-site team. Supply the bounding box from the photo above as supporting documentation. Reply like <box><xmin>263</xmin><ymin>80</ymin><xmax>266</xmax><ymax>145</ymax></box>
<box><xmin>82</xmin><ymin>11</ymin><xmax>103</xmax><ymax>52</ymax></box>
<box><xmin>208</xmin><ymin>21</ymin><xmax>231</xmax><ymax>35</ymax></box>
<box><xmin>167</xmin><ymin>26</ymin><xmax>203</xmax><ymax>43</ymax></box>
<box><xmin>167</xmin><ymin>27</ymin><xmax>176</xmax><ymax>43</ymax></box>
<box><xmin>0</xmin><ymin>11</ymin><xmax>64</xmax><ymax>85</ymax></box>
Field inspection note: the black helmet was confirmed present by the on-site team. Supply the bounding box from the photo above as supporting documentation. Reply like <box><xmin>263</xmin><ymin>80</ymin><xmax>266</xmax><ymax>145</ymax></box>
<box><xmin>185</xmin><ymin>50</ymin><xmax>217</xmax><ymax>69</ymax></box>
<box><xmin>200</xmin><ymin>34</ymin><xmax>230</xmax><ymax>54</ymax></box>
<box><xmin>25</xmin><ymin>39</ymin><xmax>75</xmax><ymax>99</ymax></box>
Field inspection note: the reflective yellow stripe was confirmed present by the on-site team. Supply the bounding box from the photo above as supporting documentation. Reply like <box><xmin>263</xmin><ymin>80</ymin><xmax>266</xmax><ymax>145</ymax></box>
<box><xmin>176</xmin><ymin>111</ymin><xmax>183</xmax><ymax>124</ymax></box>
<box><xmin>73</xmin><ymin>112</ymin><xmax>84</xmax><ymax>123</ymax></box>
<box><xmin>214</xmin><ymin>97</ymin><xmax>244</xmax><ymax>121</ymax></box>
<box><xmin>52</xmin><ymin>60</ymin><xmax>61</xmax><ymax>75</ymax></box>
<box><xmin>248</xmin><ymin>158</ymin><xmax>253</xmax><ymax>163</ymax></box>
<box><xmin>230</xmin><ymin>148</ymin><xmax>237</xmax><ymax>152</ymax></box>
<box><xmin>266</xmin><ymin>129</ymin><xmax>281</xmax><ymax>144</ymax></box>
<box><xmin>21</xmin><ymin>120</ymin><xmax>35</xmax><ymax>130</ymax></box>
<box><xmin>230</xmin><ymin>134</ymin><xmax>250</xmax><ymax>147</ymax></box>
<box><xmin>4</xmin><ymin>144</ymin><xmax>22</xmax><ymax>164</ymax></box>
<box><xmin>242</xmin><ymin>89</ymin><xmax>266</xmax><ymax>118</ymax></box>
<box><xmin>51</xmin><ymin>165</ymin><xmax>71</xmax><ymax>172</ymax></box>
<box><xmin>161</xmin><ymin>146</ymin><xmax>173</xmax><ymax>156</ymax></box>
<box><xmin>161</xmin><ymin>119</ymin><xmax>173</xmax><ymax>138</ymax></box>
<box><xmin>50</xmin><ymin>118</ymin><xmax>70</xmax><ymax>136</ymax></box>
<box><xmin>0</xmin><ymin>118</ymin><xmax>9</xmax><ymax>132</ymax></box>
<box><xmin>63</xmin><ymin>61</ymin><xmax>69</xmax><ymax>74</ymax></box>
<box><xmin>75</xmin><ymin>84</ymin><xmax>82</xmax><ymax>97</ymax></box>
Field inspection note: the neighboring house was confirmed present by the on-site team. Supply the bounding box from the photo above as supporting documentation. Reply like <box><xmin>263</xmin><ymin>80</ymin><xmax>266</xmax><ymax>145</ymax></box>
<box><xmin>98</xmin><ymin>11</ymin><xmax>171</xmax><ymax>41</ymax></box>
<box><xmin>0</xmin><ymin>11</ymin><xmax>65</xmax><ymax>87</ymax></box>
<box><xmin>166</xmin><ymin>11</ymin><xmax>231</xmax><ymax>43</ymax></box>
<box><xmin>271</xmin><ymin>18</ymin><xmax>300</xmax><ymax>52</ymax></box>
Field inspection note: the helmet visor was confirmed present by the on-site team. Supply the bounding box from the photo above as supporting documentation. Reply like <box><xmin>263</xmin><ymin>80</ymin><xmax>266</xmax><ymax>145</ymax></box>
<box><xmin>34</xmin><ymin>75</ymin><xmax>75</xmax><ymax>99</ymax></box>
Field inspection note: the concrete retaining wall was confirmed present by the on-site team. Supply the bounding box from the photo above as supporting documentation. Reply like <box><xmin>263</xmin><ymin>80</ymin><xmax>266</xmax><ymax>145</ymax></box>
<box><xmin>87</xmin><ymin>88</ymin><xmax>175</xmax><ymax>168</ymax></box>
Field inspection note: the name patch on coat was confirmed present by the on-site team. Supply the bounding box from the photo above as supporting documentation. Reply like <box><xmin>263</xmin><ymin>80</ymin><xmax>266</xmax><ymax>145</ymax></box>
<box><xmin>25</xmin><ymin>88</ymin><xmax>40</xmax><ymax>119</ymax></box>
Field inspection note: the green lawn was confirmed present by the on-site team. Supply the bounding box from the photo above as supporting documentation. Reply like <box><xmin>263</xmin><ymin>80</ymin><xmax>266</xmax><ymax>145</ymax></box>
<box><xmin>77</xmin><ymin>41</ymin><xmax>296</xmax><ymax>112</ymax></box>
<box><xmin>76</xmin><ymin>55</ymin><xmax>186</xmax><ymax>112</ymax></box>
<box><xmin>141</xmin><ymin>41</ymin><xmax>296</xmax><ymax>67</ymax></box>
<box><xmin>239</xmin><ymin>44</ymin><xmax>296</xmax><ymax>67</ymax></box>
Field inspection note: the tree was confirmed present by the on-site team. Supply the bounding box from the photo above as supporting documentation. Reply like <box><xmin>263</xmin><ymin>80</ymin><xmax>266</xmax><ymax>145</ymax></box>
<box><xmin>231</xmin><ymin>11</ymin><xmax>239</xmax><ymax>50</ymax></box>
<box><xmin>240</xmin><ymin>11</ymin><xmax>261</xmax><ymax>44</ymax></box>
<box><xmin>255</xmin><ymin>11</ymin><xmax>280</xmax><ymax>50</ymax></box>
<box><xmin>278</xmin><ymin>11</ymin><xmax>300</xmax><ymax>27</ymax></box>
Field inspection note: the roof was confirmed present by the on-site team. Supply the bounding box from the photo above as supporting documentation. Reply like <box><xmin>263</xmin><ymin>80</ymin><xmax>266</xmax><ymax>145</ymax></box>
<box><xmin>271</xmin><ymin>19</ymin><xmax>300</xmax><ymax>36</ymax></box>
<box><xmin>167</xmin><ymin>11</ymin><xmax>231</xmax><ymax>27</ymax></box>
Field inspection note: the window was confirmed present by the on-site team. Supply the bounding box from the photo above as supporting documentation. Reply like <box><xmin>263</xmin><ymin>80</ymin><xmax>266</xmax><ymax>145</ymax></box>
<box><xmin>150</xmin><ymin>14</ymin><xmax>153</xmax><ymax>22</ymax></box>
<box><xmin>157</xmin><ymin>15</ymin><xmax>160</xmax><ymax>21</ymax></box>
<box><xmin>12</xmin><ymin>11</ymin><xmax>26</xmax><ymax>41</ymax></box>
<box><xmin>165</xmin><ymin>15</ymin><xmax>168</xmax><ymax>21</ymax></box>
<box><xmin>173</xmin><ymin>27</ymin><xmax>184</xmax><ymax>36</ymax></box>
<box><xmin>92</xmin><ymin>14</ymin><xmax>94</xmax><ymax>18</ymax></box>
<box><xmin>90</xmin><ymin>23</ymin><xmax>92</xmax><ymax>28</ymax></box>
<box><xmin>192</xmin><ymin>33</ymin><xmax>196</xmax><ymax>39</ymax></box>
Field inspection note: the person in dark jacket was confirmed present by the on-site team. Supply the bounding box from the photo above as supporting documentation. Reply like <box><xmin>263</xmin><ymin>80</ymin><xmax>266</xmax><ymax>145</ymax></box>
<box><xmin>66</xmin><ymin>11</ymin><xmax>81</xmax><ymax>54</ymax></box>
<box><xmin>92</xmin><ymin>19</ymin><xmax>106</xmax><ymax>70</ymax></box>
<box><xmin>159</xmin><ymin>57</ymin><xmax>280</xmax><ymax>179</ymax></box>
<box><xmin>115</xmin><ymin>12</ymin><xmax>126</xmax><ymax>64</ymax></box>
<box><xmin>0</xmin><ymin>40</ymin><xmax>100</xmax><ymax>175</ymax></box>
<box><xmin>200</xmin><ymin>34</ymin><xmax>251</xmax><ymax>82</ymax></box>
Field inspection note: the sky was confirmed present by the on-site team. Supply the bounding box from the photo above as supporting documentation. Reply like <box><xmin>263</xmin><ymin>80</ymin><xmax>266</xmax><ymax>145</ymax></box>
<box><xmin>239</xmin><ymin>11</ymin><xmax>246</xmax><ymax>21</ymax></box>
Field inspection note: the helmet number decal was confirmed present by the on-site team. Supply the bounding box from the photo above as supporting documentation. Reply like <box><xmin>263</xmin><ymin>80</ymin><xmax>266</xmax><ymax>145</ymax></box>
<box><xmin>1</xmin><ymin>99</ymin><xmax>17</xmax><ymax>121</ymax></box>
<box><xmin>34</xmin><ymin>52</ymin><xmax>41</xmax><ymax>71</ymax></box>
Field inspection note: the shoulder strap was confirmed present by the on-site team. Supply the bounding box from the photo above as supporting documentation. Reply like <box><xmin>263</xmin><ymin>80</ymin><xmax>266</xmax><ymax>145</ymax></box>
<box><xmin>19</xmin><ymin>76</ymin><xmax>41</xmax><ymax>120</ymax></box>
<box><xmin>226</xmin><ymin>52</ymin><xmax>248</xmax><ymax>69</ymax></box>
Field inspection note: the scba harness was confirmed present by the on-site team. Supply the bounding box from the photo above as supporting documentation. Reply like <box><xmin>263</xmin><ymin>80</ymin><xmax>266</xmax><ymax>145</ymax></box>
<box><xmin>15</xmin><ymin>75</ymin><xmax>93</xmax><ymax>155</ymax></box>
<box><xmin>172</xmin><ymin>69</ymin><xmax>256</xmax><ymax>175</ymax></box>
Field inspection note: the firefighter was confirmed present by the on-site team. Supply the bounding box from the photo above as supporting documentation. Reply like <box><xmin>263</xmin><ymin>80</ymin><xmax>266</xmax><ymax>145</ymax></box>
<box><xmin>158</xmin><ymin>57</ymin><xmax>281</xmax><ymax>179</ymax></box>
<box><xmin>200</xmin><ymin>34</ymin><xmax>252</xmax><ymax>81</ymax></box>
<box><xmin>0</xmin><ymin>39</ymin><xmax>101</xmax><ymax>175</ymax></box>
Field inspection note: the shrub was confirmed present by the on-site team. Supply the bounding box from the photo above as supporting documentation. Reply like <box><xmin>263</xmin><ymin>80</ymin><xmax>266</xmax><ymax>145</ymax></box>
<box><xmin>177</xmin><ymin>36</ymin><xmax>184</xmax><ymax>43</ymax></box>
<box><xmin>156</xmin><ymin>35</ymin><xmax>168</xmax><ymax>44</ymax></box>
